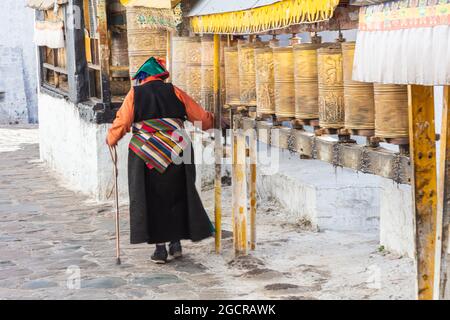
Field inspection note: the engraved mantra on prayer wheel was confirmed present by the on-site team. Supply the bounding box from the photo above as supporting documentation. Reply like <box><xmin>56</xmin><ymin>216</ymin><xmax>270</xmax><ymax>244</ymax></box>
<box><xmin>185</xmin><ymin>37</ymin><xmax>202</xmax><ymax>104</ymax></box>
<box><xmin>224</xmin><ymin>46</ymin><xmax>240</xmax><ymax>106</ymax></box>
<box><xmin>126</xmin><ymin>7</ymin><xmax>167</xmax><ymax>81</ymax></box>
<box><xmin>255</xmin><ymin>46</ymin><xmax>275</xmax><ymax>116</ymax></box>
<box><xmin>238</xmin><ymin>42</ymin><xmax>261</xmax><ymax>106</ymax></box>
<box><xmin>172</xmin><ymin>36</ymin><xmax>188</xmax><ymax>92</ymax></box>
<box><xmin>273</xmin><ymin>46</ymin><xmax>295</xmax><ymax>118</ymax></box>
<box><xmin>293</xmin><ymin>43</ymin><xmax>321</xmax><ymax>120</ymax></box>
<box><xmin>317</xmin><ymin>44</ymin><xmax>345</xmax><ymax>129</ymax></box>
<box><xmin>373</xmin><ymin>84</ymin><xmax>409</xmax><ymax>139</ymax></box>
<box><xmin>201</xmin><ymin>37</ymin><xmax>214</xmax><ymax>112</ymax></box>
<box><xmin>341</xmin><ymin>42</ymin><xmax>375</xmax><ymax>131</ymax></box>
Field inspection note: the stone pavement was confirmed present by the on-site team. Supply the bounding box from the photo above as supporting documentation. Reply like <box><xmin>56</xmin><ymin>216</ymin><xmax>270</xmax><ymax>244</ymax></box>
<box><xmin>0</xmin><ymin>126</ymin><xmax>416</xmax><ymax>300</ymax></box>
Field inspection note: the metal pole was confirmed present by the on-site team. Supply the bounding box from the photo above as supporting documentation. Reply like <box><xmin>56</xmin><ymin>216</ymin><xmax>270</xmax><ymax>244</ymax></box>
<box><xmin>408</xmin><ymin>85</ymin><xmax>438</xmax><ymax>300</ymax></box>
<box><xmin>213</xmin><ymin>34</ymin><xmax>222</xmax><ymax>253</ymax></box>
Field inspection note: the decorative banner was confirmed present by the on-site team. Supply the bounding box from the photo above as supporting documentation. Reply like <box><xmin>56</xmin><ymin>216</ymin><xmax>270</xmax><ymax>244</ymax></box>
<box><xmin>359</xmin><ymin>0</ymin><xmax>450</xmax><ymax>31</ymax></box>
<box><xmin>353</xmin><ymin>0</ymin><xmax>450</xmax><ymax>85</ymax></box>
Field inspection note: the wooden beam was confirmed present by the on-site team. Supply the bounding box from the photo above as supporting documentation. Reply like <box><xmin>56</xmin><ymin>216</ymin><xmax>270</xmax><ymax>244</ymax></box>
<box><xmin>66</xmin><ymin>0</ymin><xmax>89</xmax><ymax>103</ymax></box>
<box><xmin>96</xmin><ymin>0</ymin><xmax>111</xmax><ymax>105</ymax></box>
<box><xmin>213</xmin><ymin>34</ymin><xmax>222</xmax><ymax>254</ymax></box>
<box><xmin>233</xmin><ymin>132</ymin><xmax>248</xmax><ymax>255</ymax></box>
<box><xmin>437</xmin><ymin>86</ymin><xmax>450</xmax><ymax>299</ymax></box>
<box><xmin>249</xmin><ymin>128</ymin><xmax>257</xmax><ymax>250</ymax></box>
<box><xmin>408</xmin><ymin>85</ymin><xmax>438</xmax><ymax>300</ymax></box>
<box><xmin>239</xmin><ymin>117</ymin><xmax>411</xmax><ymax>184</ymax></box>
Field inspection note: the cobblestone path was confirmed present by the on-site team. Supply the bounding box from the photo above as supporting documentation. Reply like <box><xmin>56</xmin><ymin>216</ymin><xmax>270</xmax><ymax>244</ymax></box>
<box><xmin>0</xmin><ymin>126</ymin><xmax>415</xmax><ymax>300</ymax></box>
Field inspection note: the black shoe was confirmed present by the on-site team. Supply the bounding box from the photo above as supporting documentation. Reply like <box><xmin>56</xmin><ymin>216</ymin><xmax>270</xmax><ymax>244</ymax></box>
<box><xmin>169</xmin><ymin>241</ymin><xmax>182</xmax><ymax>258</ymax></box>
<box><xmin>151</xmin><ymin>244</ymin><xmax>168</xmax><ymax>264</ymax></box>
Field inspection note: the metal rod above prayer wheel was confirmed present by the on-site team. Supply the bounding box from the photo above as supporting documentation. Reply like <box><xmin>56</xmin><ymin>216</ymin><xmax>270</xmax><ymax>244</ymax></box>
<box><xmin>317</xmin><ymin>43</ymin><xmax>345</xmax><ymax>129</ymax></box>
<box><xmin>273</xmin><ymin>46</ymin><xmax>295</xmax><ymax>119</ymax></box>
<box><xmin>293</xmin><ymin>43</ymin><xmax>321</xmax><ymax>120</ymax></box>
<box><xmin>341</xmin><ymin>42</ymin><xmax>375</xmax><ymax>132</ymax></box>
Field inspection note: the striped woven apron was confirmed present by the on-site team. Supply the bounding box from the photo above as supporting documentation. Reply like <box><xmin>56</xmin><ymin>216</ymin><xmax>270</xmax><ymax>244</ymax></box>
<box><xmin>129</xmin><ymin>118</ymin><xmax>189</xmax><ymax>174</ymax></box>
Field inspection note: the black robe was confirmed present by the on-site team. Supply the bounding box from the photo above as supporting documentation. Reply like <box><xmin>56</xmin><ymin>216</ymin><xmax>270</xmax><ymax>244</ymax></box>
<box><xmin>127</xmin><ymin>80</ymin><xmax>213</xmax><ymax>244</ymax></box>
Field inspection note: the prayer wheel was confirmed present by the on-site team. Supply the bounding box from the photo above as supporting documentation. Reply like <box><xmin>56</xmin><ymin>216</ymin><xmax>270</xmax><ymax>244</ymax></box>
<box><xmin>185</xmin><ymin>37</ymin><xmax>202</xmax><ymax>104</ymax></box>
<box><xmin>273</xmin><ymin>46</ymin><xmax>295</xmax><ymax>118</ymax></box>
<box><xmin>254</xmin><ymin>46</ymin><xmax>275</xmax><ymax>116</ymax></box>
<box><xmin>238</xmin><ymin>42</ymin><xmax>261</xmax><ymax>106</ymax></box>
<box><xmin>126</xmin><ymin>7</ymin><xmax>167</xmax><ymax>81</ymax></box>
<box><xmin>201</xmin><ymin>36</ymin><xmax>214</xmax><ymax>112</ymax></box>
<box><xmin>293</xmin><ymin>43</ymin><xmax>321</xmax><ymax>120</ymax></box>
<box><xmin>224</xmin><ymin>46</ymin><xmax>240</xmax><ymax>106</ymax></box>
<box><xmin>373</xmin><ymin>84</ymin><xmax>409</xmax><ymax>139</ymax></box>
<box><xmin>317</xmin><ymin>44</ymin><xmax>345</xmax><ymax>129</ymax></box>
<box><xmin>341</xmin><ymin>42</ymin><xmax>375</xmax><ymax>131</ymax></box>
<box><xmin>172</xmin><ymin>36</ymin><xmax>188</xmax><ymax>91</ymax></box>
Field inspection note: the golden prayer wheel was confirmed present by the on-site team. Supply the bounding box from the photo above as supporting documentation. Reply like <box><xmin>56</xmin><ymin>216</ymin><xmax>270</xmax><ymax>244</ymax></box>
<box><xmin>317</xmin><ymin>44</ymin><xmax>345</xmax><ymax>129</ymax></box>
<box><xmin>341</xmin><ymin>42</ymin><xmax>375</xmax><ymax>131</ymax></box>
<box><xmin>126</xmin><ymin>7</ymin><xmax>167</xmax><ymax>81</ymax></box>
<box><xmin>201</xmin><ymin>36</ymin><xmax>214</xmax><ymax>112</ymax></box>
<box><xmin>185</xmin><ymin>37</ymin><xmax>202</xmax><ymax>104</ymax></box>
<box><xmin>238</xmin><ymin>42</ymin><xmax>261</xmax><ymax>106</ymax></box>
<box><xmin>293</xmin><ymin>43</ymin><xmax>321</xmax><ymax>120</ymax></box>
<box><xmin>373</xmin><ymin>84</ymin><xmax>409</xmax><ymax>139</ymax></box>
<box><xmin>111</xmin><ymin>31</ymin><xmax>129</xmax><ymax>78</ymax></box>
<box><xmin>254</xmin><ymin>46</ymin><xmax>275</xmax><ymax>116</ymax></box>
<box><xmin>172</xmin><ymin>36</ymin><xmax>188</xmax><ymax>91</ymax></box>
<box><xmin>273</xmin><ymin>46</ymin><xmax>295</xmax><ymax>118</ymax></box>
<box><xmin>224</xmin><ymin>46</ymin><xmax>240</xmax><ymax>106</ymax></box>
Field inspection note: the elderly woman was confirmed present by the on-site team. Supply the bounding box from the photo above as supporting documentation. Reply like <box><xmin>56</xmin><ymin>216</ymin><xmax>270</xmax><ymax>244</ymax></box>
<box><xmin>106</xmin><ymin>57</ymin><xmax>214</xmax><ymax>264</ymax></box>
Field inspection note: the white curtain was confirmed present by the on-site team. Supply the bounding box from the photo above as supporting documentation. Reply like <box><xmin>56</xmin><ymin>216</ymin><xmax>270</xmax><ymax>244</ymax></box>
<box><xmin>353</xmin><ymin>25</ymin><xmax>450</xmax><ymax>85</ymax></box>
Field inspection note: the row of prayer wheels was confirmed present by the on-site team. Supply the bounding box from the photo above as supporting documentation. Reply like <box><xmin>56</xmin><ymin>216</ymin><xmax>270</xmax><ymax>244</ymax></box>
<box><xmin>222</xmin><ymin>39</ymin><xmax>409</xmax><ymax>140</ymax></box>
<box><xmin>171</xmin><ymin>36</ymin><xmax>226</xmax><ymax>112</ymax></box>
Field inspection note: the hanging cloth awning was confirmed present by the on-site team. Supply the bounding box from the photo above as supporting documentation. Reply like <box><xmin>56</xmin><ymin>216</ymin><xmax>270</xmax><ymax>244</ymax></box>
<box><xmin>188</xmin><ymin>0</ymin><xmax>341</xmax><ymax>35</ymax></box>
<box><xmin>26</xmin><ymin>0</ymin><xmax>68</xmax><ymax>11</ymax></box>
<box><xmin>353</xmin><ymin>0</ymin><xmax>450</xmax><ymax>85</ymax></box>
<box><xmin>34</xmin><ymin>20</ymin><xmax>65</xmax><ymax>49</ymax></box>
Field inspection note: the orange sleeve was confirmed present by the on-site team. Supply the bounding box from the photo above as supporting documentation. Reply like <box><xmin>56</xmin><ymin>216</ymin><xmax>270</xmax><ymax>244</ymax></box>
<box><xmin>173</xmin><ymin>86</ymin><xmax>215</xmax><ymax>131</ymax></box>
<box><xmin>107</xmin><ymin>88</ymin><xmax>135</xmax><ymax>146</ymax></box>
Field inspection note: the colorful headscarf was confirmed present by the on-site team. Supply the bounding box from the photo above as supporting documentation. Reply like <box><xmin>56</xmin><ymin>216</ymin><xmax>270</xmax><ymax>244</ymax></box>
<box><xmin>132</xmin><ymin>56</ymin><xmax>169</xmax><ymax>81</ymax></box>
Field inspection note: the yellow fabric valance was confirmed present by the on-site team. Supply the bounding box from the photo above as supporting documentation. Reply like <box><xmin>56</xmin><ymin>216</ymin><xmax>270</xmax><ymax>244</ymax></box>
<box><xmin>190</xmin><ymin>0</ymin><xmax>340</xmax><ymax>35</ymax></box>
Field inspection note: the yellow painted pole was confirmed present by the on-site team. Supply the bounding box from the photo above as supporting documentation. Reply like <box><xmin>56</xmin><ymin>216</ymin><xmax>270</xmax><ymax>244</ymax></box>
<box><xmin>437</xmin><ymin>86</ymin><xmax>450</xmax><ymax>299</ymax></box>
<box><xmin>234</xmin><ymin>132</ymin><xmax>248</xmax><ymax>255</ymax></box>
<box><xmin>408</xmin><ymin>85</ymin><xmax>438</xmax><ymax>300</ymax></box>
<box><xmin>213</xmin><ymin>34</ymin><xmax>222</xmax><ymax>254</ymax></box>
<box><xmin>249</xmin><ymin>128</ymin><xmax>257</xmax><ymax>250</ymax></box>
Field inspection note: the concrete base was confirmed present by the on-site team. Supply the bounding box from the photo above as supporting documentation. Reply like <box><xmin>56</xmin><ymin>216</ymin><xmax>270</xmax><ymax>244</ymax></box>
<box><xmin>379</xmin><ymin>180</ymin><xmax>414</xmax><ymax>258</ymax></box>
<box><xmin>257</xmin><ymin>145</ymin><xmax>381</xmax><ymax>232</ymax></box>
<box><xmin>38</xmin><ymin>93</ymin><xmax>129</xmax><ymax>202</ymax></box>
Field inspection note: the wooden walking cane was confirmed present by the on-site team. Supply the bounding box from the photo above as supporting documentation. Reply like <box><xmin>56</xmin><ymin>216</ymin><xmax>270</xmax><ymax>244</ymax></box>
<box><xmin>108</xmin><ymin>145</ymin><xmax>121</xmax><ymax>265</ymax></box>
